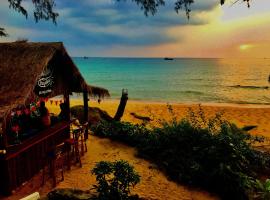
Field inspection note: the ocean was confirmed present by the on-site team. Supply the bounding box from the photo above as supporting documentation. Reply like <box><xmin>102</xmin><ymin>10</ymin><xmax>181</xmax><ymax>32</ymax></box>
<box><xmin>73</xmin><ymin>57</ymin><xmax>270</xmax><ymax>105</ymax></box>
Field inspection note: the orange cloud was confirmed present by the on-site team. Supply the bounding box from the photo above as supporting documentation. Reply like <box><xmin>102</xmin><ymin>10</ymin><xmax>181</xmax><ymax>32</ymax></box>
<box><xmin>130</xmin><ymin>0</ymin><xmax>270</xmax><ymax>58</ymax></box>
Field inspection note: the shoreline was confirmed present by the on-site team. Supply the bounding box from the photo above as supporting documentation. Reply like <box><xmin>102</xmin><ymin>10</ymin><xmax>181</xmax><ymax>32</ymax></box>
<box><xmin>60</xmin><ymin>97</ymin><xmax>270</xmax><ymax>109</ymax></box>
<box><xmin>48</xmin><ymin>98</ymin><xmax>270</xmax><ymax>138</ymax></box>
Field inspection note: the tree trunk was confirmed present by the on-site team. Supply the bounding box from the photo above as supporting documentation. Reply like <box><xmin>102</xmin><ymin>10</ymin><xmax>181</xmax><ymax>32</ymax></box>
<box><xmin>114</xmin><ymin>89</ymin><xmax>128</xmax><ymax>121</ymax></box>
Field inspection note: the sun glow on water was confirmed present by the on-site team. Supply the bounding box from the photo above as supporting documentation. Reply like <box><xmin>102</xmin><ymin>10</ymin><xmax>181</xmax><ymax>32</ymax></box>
<box><xmin>239</xmin><ymin>44</ymin><xmax>253</xmax><ymax>51</ymax></box>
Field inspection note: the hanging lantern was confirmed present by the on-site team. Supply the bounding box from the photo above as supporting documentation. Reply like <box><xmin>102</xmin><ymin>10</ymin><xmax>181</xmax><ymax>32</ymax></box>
<box><xmin>11</xmin><ymin>125</ymin><xmax>20</xmax><ymax>133</ymax></box>
<box><xmin>24</xmin><ymin>108</ymin><xmax>30</xmax><ymax>115</ymax></box>
<box><xmin>31</xmin><ymin>106</ymin><xmax>36</xmax><ymax>112</ymax></box>
<box><xmin>16</xmin><ymin>110</ymin><xmax>22</xmax><ymax>116</ymax></box>
<box><xmin>11</xmin><ymin>111</ymin><xmax>16</xmax><ymax>117</ymax></box>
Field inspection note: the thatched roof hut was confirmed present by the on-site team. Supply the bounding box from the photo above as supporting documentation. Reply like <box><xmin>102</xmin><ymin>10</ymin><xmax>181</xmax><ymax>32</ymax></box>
<box><xmin>0</xmin><ymin>42</ymin><xmax>109</xmax><ymax>120</ymax></box>
<box><xmin>0</xmin><ymin>42</ymin><xmax>110</xmax><ymax>195</ymax></box>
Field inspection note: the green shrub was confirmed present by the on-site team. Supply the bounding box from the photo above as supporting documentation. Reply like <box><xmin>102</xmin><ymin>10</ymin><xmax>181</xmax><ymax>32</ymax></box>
<box><xmin>91</xmin><ymin>160</ymin><xmax>140</xmax><ymax>200</ymax></box>
<box><xmin>254</xmin><ymin>179</ymin><xmax>270</xmax><ymax>199</ymax></box>
<box><xmin>92</xmin><ymin>106</ymin><xmax>270</xmax><ymax>200</ymax></box>
<box><xmin>93</xmin><ymin>121</ymin><xmax>150</xmax><ymax>146</ymax></box>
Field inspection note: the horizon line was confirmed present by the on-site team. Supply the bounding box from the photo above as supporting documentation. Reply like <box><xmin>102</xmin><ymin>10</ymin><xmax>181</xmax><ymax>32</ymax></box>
<box><xmin>71</xmin><ymin>56</ymin><xmax>269</xmax><ymax>59</ymax></box>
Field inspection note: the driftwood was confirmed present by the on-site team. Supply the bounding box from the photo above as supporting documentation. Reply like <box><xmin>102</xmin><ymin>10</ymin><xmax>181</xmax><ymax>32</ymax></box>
<box><xmin>130</xmin><ymin>112</ymin><xmax>151</xmax><ymax>122</ymax></box>
<box><xmin>242</xmin><ymin>125</ymin><xmax>258</xmax><ymax>132</ymax></box>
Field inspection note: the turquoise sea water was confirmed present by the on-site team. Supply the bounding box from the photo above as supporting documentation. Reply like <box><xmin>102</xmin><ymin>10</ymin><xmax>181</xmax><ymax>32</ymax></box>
<box><xmin>73</xmin><ymin>57</ymin><xmax>270</xmax><ymax>105</ymax></box>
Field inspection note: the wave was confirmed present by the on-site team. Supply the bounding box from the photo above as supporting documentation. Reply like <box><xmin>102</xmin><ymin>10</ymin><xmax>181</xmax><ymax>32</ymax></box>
<box><xmin>188</xmin><ymin>78</ymin><xmax>203</xmax><ymax>81</ymax></box>
<box><xmin>229</xmin><ymin>85</ymin><xmax>269</xmax><ymax>90</ymax></box>
<box><xmin>227</xmin><ymin>100</ymin><xmax>270</xmax><ymax>105</ymax></box>
<box><xmin>181</xmin><ymin>90</ymin><xmax>205</xmax><ymax>95</ymax></box>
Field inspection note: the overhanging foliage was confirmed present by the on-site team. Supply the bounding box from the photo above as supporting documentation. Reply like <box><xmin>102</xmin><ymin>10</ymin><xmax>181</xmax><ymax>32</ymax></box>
<box><xmin>1</xmin><ymin>0</ymin><xmax>251</xmax><ymax>37</ymax></box>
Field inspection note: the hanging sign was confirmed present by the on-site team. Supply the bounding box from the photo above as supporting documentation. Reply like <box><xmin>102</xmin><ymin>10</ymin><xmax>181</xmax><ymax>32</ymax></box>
<box><xmin>34</xmin><ymin>67</ymin><xmax>54</xmax><ymax>97</ymax></box>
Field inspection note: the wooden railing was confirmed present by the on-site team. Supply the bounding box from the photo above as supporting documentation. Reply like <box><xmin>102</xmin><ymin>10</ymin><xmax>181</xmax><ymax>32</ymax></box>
<box><xmin>0</xmin><ymin>122</ymin><xmax>70</xmax><ymax>195</ymax></box>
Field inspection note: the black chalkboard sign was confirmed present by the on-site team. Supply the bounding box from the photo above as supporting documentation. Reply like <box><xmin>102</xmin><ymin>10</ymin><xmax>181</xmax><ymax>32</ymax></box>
<box><xmin>34</xmin><ymin>67</ymin><xmax>54</xmax><ymax>97</ymax></box>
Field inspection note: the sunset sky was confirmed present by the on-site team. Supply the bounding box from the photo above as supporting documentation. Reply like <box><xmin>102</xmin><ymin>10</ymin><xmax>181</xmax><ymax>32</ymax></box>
<box><xmin>0</xmin><ymin>0</ymin><xmax>269</xmax><ymax>58</ymax></box>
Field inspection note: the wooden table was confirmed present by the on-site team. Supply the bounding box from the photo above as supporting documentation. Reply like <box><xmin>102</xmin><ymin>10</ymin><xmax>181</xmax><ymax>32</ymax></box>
<box><xmin>0</xmin><ymin>122</ymin><xmax>70</xmax><ymax>195</ymax></box>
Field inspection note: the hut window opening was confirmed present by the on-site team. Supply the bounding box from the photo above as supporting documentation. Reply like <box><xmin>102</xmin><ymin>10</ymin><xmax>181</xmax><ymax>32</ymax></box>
<box><xmin>5</xmin><ymin>96</ymin><xmax>69</xmax><ymax>146</ymax></box>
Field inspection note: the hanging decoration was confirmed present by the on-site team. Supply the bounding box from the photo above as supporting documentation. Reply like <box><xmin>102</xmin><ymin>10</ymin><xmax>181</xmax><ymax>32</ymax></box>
<box><xmin>11</xmin><ymin>111</ymin><xmax>16</xmax><ymax>117</ymax></box>
<box><xmin>24</xmin><ymin>108</ymin><xmax>30</xmax><ymax>115</ymax></box>
<box><xmin>11</xmin><ymin>125</ymin><xmax>20</xmax><ymax>133</ymax></box>
<box><xmin>16</xmin><ymin>110</ymin><xmax>22</xmax><ymax>116</ymax></box>
<box><xmin>31</xmin><ymin>105</ymin><xmax>36</xmax><ymax>112</ymax></box>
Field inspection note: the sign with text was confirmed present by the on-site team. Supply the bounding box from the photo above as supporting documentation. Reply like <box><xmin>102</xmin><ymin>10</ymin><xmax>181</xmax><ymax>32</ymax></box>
<box><xmin>34</xmin><ymin>67</ymin><xmax>54</xmax><ymax>97</ymax></box>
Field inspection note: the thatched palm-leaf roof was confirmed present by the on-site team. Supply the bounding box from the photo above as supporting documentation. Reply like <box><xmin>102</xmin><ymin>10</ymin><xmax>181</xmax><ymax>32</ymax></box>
<box><xmin>86</xmin><ymin>85</ymin><xmax>110</xmax><ymax>98</ymax></box>
<box><xmin>0</xmin><ymin>42</ymin><xmax>109</xmax><ymax>119</ymax></box>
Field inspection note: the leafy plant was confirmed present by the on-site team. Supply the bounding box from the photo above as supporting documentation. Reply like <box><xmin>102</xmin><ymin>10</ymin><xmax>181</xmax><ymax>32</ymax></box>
<box><xmin>91</xmin><ymin>160</ymin><xmax>141</xmax><ymax>200</ymax></box>
<box><xmin>92</xmin><ymin>105</ymin><xmax>270</xmax><ymax>199</ymax></box>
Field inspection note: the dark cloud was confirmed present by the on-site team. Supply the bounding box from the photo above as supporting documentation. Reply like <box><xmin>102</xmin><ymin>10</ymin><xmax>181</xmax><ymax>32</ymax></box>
<box><xmin>0</xmin><ymin>0</ymin><xmax>218</xmax><ymax>55</ymax></box>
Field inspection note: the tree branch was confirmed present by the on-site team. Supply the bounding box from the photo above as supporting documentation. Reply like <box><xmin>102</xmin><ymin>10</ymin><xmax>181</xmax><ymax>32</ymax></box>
<box><xmin>116</xmin><ymin>0</ymin><xmax>165</xmax><ymax>16</ymax></box>
<box><xmin>32</xmin><ymin>0</ymin><xmax>59</xmax><ymax>24</ymax></box>
<box><xmin>8</xmin><ymin>0</ymin><xmax>28</xmax><ymax>18</ymax></box>
<box><xmin>0</xmin><ymin>27</ymin><xmax>8</xmax><ymax>37</ymax></box>
<box><xmin>7</xmin><ymin>0</ymin><xmax>59</xmax><ymax>23</ymax></box>
<box><xmin>1</xmin><ymin>0</ymin><xmax>252</xmax><ymax>37</ymax></box>
<box><xmin>3</xmin><ymin>0</ymin><xmax>59</xmax><ymax>37</ymax></box>
<box><xmin>116</xmin><ymin>0</ymin><xmax>251</xmax><ymax>18</ymax></box>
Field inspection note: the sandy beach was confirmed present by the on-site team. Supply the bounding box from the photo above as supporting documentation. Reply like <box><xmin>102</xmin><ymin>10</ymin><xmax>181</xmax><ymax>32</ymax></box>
<box><xmin>4</xmin><ymin>99</ymin><xmax>270</xmax><ymax>200</ymax></box>
<box><xmin>50</xmin><ymin>98</ymin><xmax>270</xmax><ymax>137</ymax></box>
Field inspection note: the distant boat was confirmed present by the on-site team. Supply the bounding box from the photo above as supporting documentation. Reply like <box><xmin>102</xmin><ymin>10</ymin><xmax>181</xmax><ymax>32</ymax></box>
<box><xmin>164</xmin><ymin>57</ymin><xmax>174</xmax><ymax>60</ymax></box>
<box><xmin>83</xmin><ymin>56</ymin><xmax>88</xmax><ymax>59</ymax></box>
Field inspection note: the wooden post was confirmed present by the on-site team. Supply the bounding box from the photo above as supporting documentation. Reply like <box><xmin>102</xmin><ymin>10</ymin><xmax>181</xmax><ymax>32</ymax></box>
<box><xmin>83</xmin><ymin>90</ymin><xmax>89</xmax><ymax>139</ymax></box>
<box><xmin>64</xmin><ymin>93</ymin><xmax>70</xmax><ymax>121</ymax></box>
<box><xmin>64</xmin><ymin>93</ymin><xmax>70</xmax><ymax>141</ymax></box>
<box><xmin>2</xmin><ymin>116</ymin><xmax>8</xmax><ymax>149</ymax></box>
<box><xmin>114</xmin><ymin>89</ymin><xmax>128</xmax><ymax>121</ymax></box>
